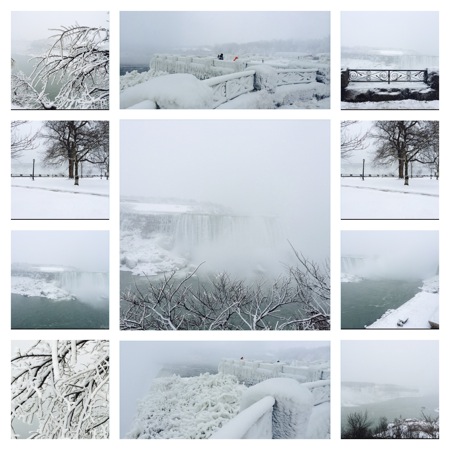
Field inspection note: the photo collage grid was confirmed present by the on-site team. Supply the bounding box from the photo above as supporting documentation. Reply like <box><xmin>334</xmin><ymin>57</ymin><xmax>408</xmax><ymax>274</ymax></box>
<box><xmin>4</xmin><ymin>1</ymin><xmax>446</xmax><ymax>446</ymax></box>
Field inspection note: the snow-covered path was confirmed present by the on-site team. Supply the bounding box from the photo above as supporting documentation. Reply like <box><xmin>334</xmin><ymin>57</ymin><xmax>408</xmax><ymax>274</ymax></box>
<box><xmin>341</xmin><ymin>99</ymin><xmax>438</xmax><ymax>109</ymax></box>
<box><xmin>11</xmin><ymin>178</ymin><xmax>109</xmax><ymax>219</ymax></box>
<box><xmin>341</xmin><ymin>178</ymin><xmax>438</xmax><ymax>219</ymax></box>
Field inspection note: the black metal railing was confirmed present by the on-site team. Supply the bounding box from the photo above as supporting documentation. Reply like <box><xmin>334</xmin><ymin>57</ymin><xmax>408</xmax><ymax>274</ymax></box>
<box><xmin>348</xmin><ymin>69</ymin><xmax>426</xmax><ymax>84</ymax></box>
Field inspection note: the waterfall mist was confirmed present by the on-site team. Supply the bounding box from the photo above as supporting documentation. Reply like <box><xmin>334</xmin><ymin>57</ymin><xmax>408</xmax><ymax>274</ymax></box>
<box><xmin>57</xmin><ymin>271</ymin><xmax>109</xmax><ymax>307</ymax></box>
<box><xmin>341</xmin><ymin>231</ymin><xmax>438</xmax><ymax>281</ymax></box>
<box><xmin>120</xmin><ymin>120</ymin><xmax>330</xmax><ymax>278</ymax></box>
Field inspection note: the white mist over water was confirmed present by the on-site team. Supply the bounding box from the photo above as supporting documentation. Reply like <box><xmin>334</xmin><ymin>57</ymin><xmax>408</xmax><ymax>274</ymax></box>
<box><xmin>341</xmin><ymin>231</ymin><xmax>438</xmax><ymax>281</ymax></box>
<box><xmin>121</xmin><ymin>204</ymin><xmax>288</xmax><ymax>277</ymax></box>
<box><xmin>57</xmin><ymin>271</ymin><xmax>109</xmax><ymax>305</ymax></box>
<box><xmin>121</xmin><ymin>120</ymin><xmax>330</xmax><ymax>277</ymax></box>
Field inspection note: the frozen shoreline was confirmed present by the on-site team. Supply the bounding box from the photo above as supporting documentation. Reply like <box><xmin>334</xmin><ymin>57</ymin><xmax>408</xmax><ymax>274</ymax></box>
<box><xmin>367</xmin><ymin>276</ymin><xmax>439</xmax><ymax>329</ymax></box>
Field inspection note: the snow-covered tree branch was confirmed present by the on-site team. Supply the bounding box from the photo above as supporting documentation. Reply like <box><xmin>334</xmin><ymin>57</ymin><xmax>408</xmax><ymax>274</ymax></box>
<box><xmin>341</xmin><ymin>121</ymin><xmax>368</xmax><ymax>159</ymax></box>
<box><xmin>40</xmin><ymin>121</ymin><xmax>109</xmax><ymax>185</ymax></box>
<box><xmin>11</xmin><ymin>121</ymin><xmax>38</xmax><ymax>159</ymax></box>
<box><xmin>12</xmin><ymin>24</ymin><xmax>109</xmax><ymax>110</ymax></box>
<box><xmin>11</xmin><ymin>340</ymin><xmax>109</xmax><ymax>439</ymax></box>
<box><xmin>370</xmin><ymin>121</ymin><xmax>439</xmax><ymax>184</ymax></box>
<box><xmin>121</xmin><ymin>251</ymin><xmax>330</xmax><ymax>331</ymax></box>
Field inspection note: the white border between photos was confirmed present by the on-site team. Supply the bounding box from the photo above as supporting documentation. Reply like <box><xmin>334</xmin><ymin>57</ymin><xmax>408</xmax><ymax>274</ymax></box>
<box><xmin>1</xmin><ymin>0</ymin><xmax>447</xmax><ymax>449</ymax></box>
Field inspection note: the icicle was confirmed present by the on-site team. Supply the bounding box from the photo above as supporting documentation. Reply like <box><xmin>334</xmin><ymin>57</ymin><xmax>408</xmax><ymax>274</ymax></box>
<box><xmin>51</xmin><ymin>340</ymin><xmax>60</xmax><ymax>381</ymax></box>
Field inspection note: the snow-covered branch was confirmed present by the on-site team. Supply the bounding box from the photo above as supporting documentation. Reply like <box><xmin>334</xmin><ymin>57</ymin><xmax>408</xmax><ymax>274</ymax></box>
<box><xmin>11</xmin><ymin>340</ymin><xmax>109</xmax><ymax>439</ymax></box>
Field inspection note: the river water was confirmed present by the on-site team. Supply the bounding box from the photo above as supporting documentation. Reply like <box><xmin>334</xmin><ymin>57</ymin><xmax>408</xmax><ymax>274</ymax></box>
<box><xmin>341</xmin><ymin>278</ymin><xmax>421</xmax><ymax>329</ymax></box>
<box><xmin>341</xmin><ymin>393</ymin><xmax>439</xmax><ymax>427</ymax></box>
<box><xmin>11</xmin><ymin>294</ymin><xmax>109</xmax><ymax>329</ymax></box>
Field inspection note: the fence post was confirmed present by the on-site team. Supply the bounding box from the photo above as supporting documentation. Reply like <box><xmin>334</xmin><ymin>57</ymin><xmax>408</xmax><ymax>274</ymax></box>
<box><xmin>388</xmin><ymin>70</ymin><xmax>391</xmax><ymax>84</ymax></box>
<box><xmin>32</xmin><ymin>159</ymin><xmax>35</xmax><ymax>181</ymax></box>
<box><xmin>362</xmin><ymin>159</ymin><xmax>365</xmax><ymax>181</ymax></box>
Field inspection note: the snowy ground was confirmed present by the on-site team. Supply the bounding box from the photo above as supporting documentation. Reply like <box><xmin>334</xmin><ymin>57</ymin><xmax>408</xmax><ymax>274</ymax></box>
<box><xmin>341</xmin><ymin>178</ymin><xmax>439</xmax><ymax>219</ymax></box>
<box><xmin>341</xmin><ymin>100</ymin><xmax>438</xmax><ymax>110</ymax></box>
<box><xmin>11</xmin><ymin>177</ymin><xmax>109</xmax><ymax>219</ymax></box>
<box><xmin>367</xmin><ymin>276</ymin><xmax>439</xmax><ymax>329</ymax></box>
<box><xmin>11</xmin><ymin>276</ymin><xmax>74</xmax><ymax>301</ymax></box>
<box><xmin>120</xmin><ymin>61</ymin><xmax>329</xmax><ymax>109</ymax></box>
<box><xmin>218</xmin><ymin>83</ymin><xmax>329</xmax><ymax>109</ymax></box>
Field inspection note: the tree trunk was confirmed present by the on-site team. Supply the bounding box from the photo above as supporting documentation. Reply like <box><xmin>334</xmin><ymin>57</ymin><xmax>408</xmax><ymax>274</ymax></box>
<box><xmin>398</xmin><ymin>159</ymin><xmax>404</xmax><ymax>179</ymax></box>
<box><xmin>68</xmin><ymin>159</ymin><xmax>74</xmax><ymax>178</ymax></box>
<box><xmin>404</xmin><ymin>159</ymin><xmax>409</xmax><ymax>185</ymax></box>
<box><xmin>74</xmin><ymin>156</ymin><xmax>79</xmax><ymax>186</ymax></box>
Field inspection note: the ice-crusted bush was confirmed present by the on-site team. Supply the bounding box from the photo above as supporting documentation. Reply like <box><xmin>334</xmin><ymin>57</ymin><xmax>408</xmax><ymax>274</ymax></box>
<box><xmin>120</xmin><ymin>69</ymin><xmax>168</xmax><ymax>91</ymax></box>
<box><xmin>127</xmin><ymin>373</ymin><xmax>246</xmax><ymax>439</ymax></box>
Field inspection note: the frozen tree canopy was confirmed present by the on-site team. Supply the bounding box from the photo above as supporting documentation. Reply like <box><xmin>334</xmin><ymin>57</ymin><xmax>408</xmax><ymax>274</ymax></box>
<box><xmin>11</xmin><ymin>12</ymin><xmax>109</xmax><ymax>109</ymax></box>
<box><xmin>11</xmin><ymin>340</ymin><xmax>109</xmax><ymax>439</ymax></box>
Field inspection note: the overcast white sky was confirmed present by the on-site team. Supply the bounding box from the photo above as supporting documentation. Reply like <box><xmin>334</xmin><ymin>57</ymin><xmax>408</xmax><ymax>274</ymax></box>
<box><xmin>341</xmin><ymin>11</ymin><xmax>439</xmax><ymax>55</ymax></box>
<box><xmin>11</xmin><ymin>231</ymin><xmax>109</xmax><ymax>272</ymax></box>
<box><xmin>121</xmin><ymin>120</ymin><xmax>330</xmax><ymax>261</ymax></box>
<box><xmin>11</xmin><ymin>11</ymin><xmax>108</xmax><ymax>53</ymax></box>
<box><xmin>342</xmin><ymin>340</ymin><xmax>439</xmax><ymax>393</ymax></box>
<box><xmin>120</xmin><ymin>11</ymin><xmax>330</xmax><ymax>64</ymax></box>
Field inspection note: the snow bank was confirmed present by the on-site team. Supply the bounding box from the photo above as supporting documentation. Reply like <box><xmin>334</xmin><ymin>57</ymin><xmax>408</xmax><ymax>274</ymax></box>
<box><xmin>120</xmin><ymin>74</ymin><xmax>214</xmax><ymax>109</ymax></box>
<box><xmin>11</xmin><ymin>276</ymin><xmax>74</xmax><ymax>301</ymax></box>
<box><xmin>218</xmin><ymin>82</ymin><xmax>329</xmax><ymax>109</ymax></box>
<box><xmin>367</xmin><ymin>276</ymin><xmax>439</xmax><ymax>329</ymax></box>
<box><xmin>342</xmin><ymin>99</ymin><xmax>438</xmax><ymax>110</ymax></box>
<box><xmin>127</xmin><ymin>373</ymin><xmax>246</xmax><ymax>439</ymax></box>
<box><xmin>240</xmin><ymin>378</ymin><xmax>313</xmax><ymax>439</ymax></box>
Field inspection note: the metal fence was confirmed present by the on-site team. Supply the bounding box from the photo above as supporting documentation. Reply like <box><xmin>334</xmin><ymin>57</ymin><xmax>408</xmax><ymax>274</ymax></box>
<box><xmin>348</xmin><ymin>69</ymin><xmax>426</xmax><ymax>84</ymax></box>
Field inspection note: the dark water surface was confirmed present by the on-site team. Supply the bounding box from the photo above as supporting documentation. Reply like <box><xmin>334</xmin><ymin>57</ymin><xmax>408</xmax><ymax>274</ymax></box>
<box><xmin>341</xmin><ymin>278</ymin><xmax>421</xmax><ymax>329</ymax></box>
<box><xmin>342</xmin><ymin>393</ymin><xmax>439</xmax><ymax>425</ymax></box>
<box><xmin>11</xmin><ymin>294</ymin><xmax>109</xmax><ymax>329</ymax></box>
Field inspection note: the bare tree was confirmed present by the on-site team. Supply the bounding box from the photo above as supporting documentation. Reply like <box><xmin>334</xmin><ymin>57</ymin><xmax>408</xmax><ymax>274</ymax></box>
<box><xmin>370</xmin><ymin>121</ymin><xmax>439</xmax><ymax>184</ymax></box>
<box><xmin>342</xmin><ymin>410</ymin><xmax>373</xmax><ymax>439</ymax></box>
<box><xmin>11</xmin><ymin>340</ymin><xmax>109</xmax><ymax>439</ymax></box>
<box><xmin>11</xmin><ymin>121</ymin><xmax>38</xmax><ymax>159</ymax></box>
<box><xmin>12</xmin><ymin>24</ymin><xmax>109</xmax><ymax>110</ymax></box>
<box><xmin>120</xmin><ymin>250</ymin><xmax>330</xmax><ymax>331</ymax></box>
<box><xmin>341</xmin><ymin>121</ymin><xmax>368</xmax><ymax>159</ymax></box>
<box><xmin>41</xmin><ymin>121</ymin><xmax>109</xmax><ymax>185</ymax></box>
